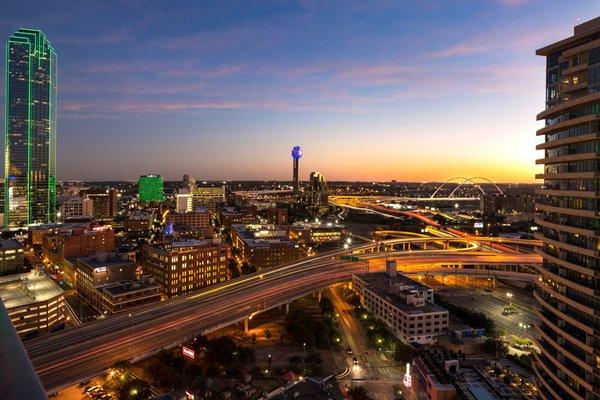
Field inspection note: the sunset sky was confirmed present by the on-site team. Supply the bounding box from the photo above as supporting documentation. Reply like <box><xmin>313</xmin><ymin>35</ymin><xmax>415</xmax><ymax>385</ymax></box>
<box><xmin>2</xmin><ymin>0</ymin><xmax>600</xmax><ymax>182</ymax></box>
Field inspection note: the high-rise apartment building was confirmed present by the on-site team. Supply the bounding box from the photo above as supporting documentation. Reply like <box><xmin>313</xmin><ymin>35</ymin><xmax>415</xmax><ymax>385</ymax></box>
<box><xmin>60</xmin><ymin>196</ymin><xmax>93</xmax><ymax>220</ymax></box>
<box><xmin>308</xmin><ymin>171</ymin><xmax>328</xmax><ymax>211</ymax></box>
<box><xmin>535</xmin><ymin>17</ymin><xmax>600</xmax><ymax>400</ymax></box>
<box><xmin>4</xmin><ymin>29</ymin><xmax>57</xmax><ymax>226</ymax></box>
<box><xmin>192</xmin><ymin>186</ymin><xmax>225</xmax><ymax>212</ymax></box>
<box><xmin>138</xmin><ymin>175</ymin><xmax>165</xmax><ymax>203</ymax></box>
<box><xmin>83</xmin><ymin>188</ymin><xmax>118</xmax><ymax>219</ymax></box>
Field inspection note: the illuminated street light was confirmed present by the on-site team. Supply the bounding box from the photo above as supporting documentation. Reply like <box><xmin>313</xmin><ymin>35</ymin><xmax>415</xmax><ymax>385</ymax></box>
<box><xmin>506</xmin><ymin>292</ymin><xmax>513</xmax><ymax>298</ymax></box>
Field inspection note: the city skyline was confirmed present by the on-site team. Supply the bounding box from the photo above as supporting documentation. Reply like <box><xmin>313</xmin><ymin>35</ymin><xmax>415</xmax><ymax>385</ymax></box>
<box><xmin>0</xmin><ymin>1</ymin><xmax>598</xmax><ymax>182</ymax></box>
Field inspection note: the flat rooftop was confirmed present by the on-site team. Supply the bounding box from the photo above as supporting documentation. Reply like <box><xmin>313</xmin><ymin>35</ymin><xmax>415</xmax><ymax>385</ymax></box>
<box><xmin>148</xmin><ymin>239</ymin><xmax>220</xmax><ymax>250</ymax></box>
<box><xmin>291</xmin><ymin>221</ymin><xmax>343</xmax><ymax>229</ymax></box>
<box><xmin>536</xmin><ymin>16</ymin><xmax>600</xmax><ymax>55</ymax></box>
<box><xmin>233</xmin><ymin>225</ymin><xmax>298</xmax><ymax>248</ymax></box>
<box><xmin>78</xmin><ymin>253</ymin><xmax>133</xmax><ymax>268</ymax></box>
<box><xmin>355</xmin><ymin>272</ymin><xmax>446</xmax><ymax>314</ymax></box>
<box><xmin>0</xmin><ymin>271</ymin><xmax>64</xmax><ymax>309</ymax></box>
<box><xmin>0</xmin><ymin>239</ymin><xmax>21</xmax><ymax>250</ymax></box>
<box><xmin>101</xmin><ymin>279</ymin><xmax>161</xmax><ymax>297</ymax></box>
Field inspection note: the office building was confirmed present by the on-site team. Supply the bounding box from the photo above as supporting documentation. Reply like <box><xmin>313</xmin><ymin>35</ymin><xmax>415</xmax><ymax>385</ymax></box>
<box><xmin>76</xmin><ymin>252</ymin><xmax>160</xmax><ymax>314</ymax></box>
<box><xmin>176</xmin><ymin>188</ymin><xmax>193</xmax><ymax>212</ymax></box>
<box><xmin>289</xmin><ymin>221</ymin><xmax>343</xmax><ymax>245</ymax></box>
<box><xmin>291</xmin><ymin>146</ymin><xmax>302</xmax><ymax>194</ymax></box>
<box><xmin>123</xmin><ymin>212</ymin><xmax>154</xmax><ymax>234</ymax></box>
<box><xmin>0</xmin><ymin>239</ymin><xmax>24</xmax><ymax>275</ymax></box>
<box><xmin>308</xmin><ymin>171</ymin><xmax>329</xmax><ymax>212</ymax></box>
<box><xmin>4</xmin><ymin>29</ymin><xmax>57</xmax><ymax>226</ymax></box>
<box><xmin>83</xmin><ymin>188</ymin><xmax>118</xmax><ymax>219</ymax></box>
<box><xmin>60</xmin><ymin>196</ymin><xmax>93</xmax><ymax>220</ymax></box>
<box><xmin>182</xmin><ymin>174</ymin><xmax>195</xmax><ymax>189</ymax></box>
<box><xmin>167</xmin><ymin>209</ymin><xmax>211</xmax><ymax>229</ymax></box>
<box><xmin>411</xmin><ymin>357</ymin><xmax>457</xmax><ymax>400</ymax></box>
<box><xmin>535</xmin><ymin>16</ymin><xmax>600</xmax><ymax>400</ymax></box>
<box><xmin>0</xmin><ymin>271</ymin><xmax>65</xmax><ymax>338</ymax></box>
<box><xmin>42</xmin><ymin>225</ymin><xmax>115</xmax><ymax>260</ymax></box>
<box><xmin>192</xmin><ymin>185</ymin><xmax>225</xmax><ymax>212</ymax></box>
<box><xmin>264</xmin><ymin>206</ymin><xmax>288</xmax><ymax>225</ymax></box>
<box><xmin>352</xmin><ymin>262</ymin><xmax>449</xmax><ymax>344</ymax></box>
<box><xmin>231</xmin><ymin>224</ymin><xmax>301</xmax><ymax>270</ymax></box>
<box><xmin>138</xmin><ymin>174</ymin><xmax>165</xmax><ymax>203</ymax></box>
<box><xmin>141</xmin><ymin>239</ymin><xmax>228</xmax><ymax>298</ymax></box>
<box><xmin>218</xmin><ymin>206</ymin><xmax>258</xmax><ymax>228</ymax></box>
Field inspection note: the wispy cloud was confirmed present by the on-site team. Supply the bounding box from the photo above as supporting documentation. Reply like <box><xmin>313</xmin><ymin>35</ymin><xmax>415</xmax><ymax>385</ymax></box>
<box><xmin>497</xmin><ymin>0</ymin><xmax>531</xmax><ymax>7</ymax></box>
<box><xmin>426</xmin><ymin>23</ymin><xmax>559</xmax><ymax>59</ymax></box>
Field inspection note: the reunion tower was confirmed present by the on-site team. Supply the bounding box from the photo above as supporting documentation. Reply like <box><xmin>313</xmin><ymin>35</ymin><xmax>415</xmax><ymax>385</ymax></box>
<box><xmin>291</xmin><ymin>146</ymin><xmax>303</xmax><ymax>194</ymax></box>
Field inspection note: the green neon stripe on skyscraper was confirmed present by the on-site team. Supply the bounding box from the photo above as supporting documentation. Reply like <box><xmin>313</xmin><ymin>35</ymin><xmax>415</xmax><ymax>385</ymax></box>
<box><xmin>4</xmin><ymin>28</ymin><xmax>57</xmax><ymax>226</ymax></box>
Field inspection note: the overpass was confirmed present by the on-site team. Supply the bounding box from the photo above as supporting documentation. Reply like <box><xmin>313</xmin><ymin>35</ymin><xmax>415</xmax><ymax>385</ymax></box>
<box><xmin>402</xmin><ymin>268</ymin><xmax>536</xmax><ymax>282</ymax></box>
<box><xmin>2</xmin><ymin>236</ymin><xmax>540</xmax><ymax>395</ymax></box>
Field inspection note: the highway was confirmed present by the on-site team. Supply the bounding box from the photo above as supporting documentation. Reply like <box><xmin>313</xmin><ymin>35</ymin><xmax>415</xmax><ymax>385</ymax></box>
<box><xmin>22</xmin><ymin>239</ymin><xmax>540</xmax><ymax>393</ymax></box>
<box><xmin>26</xmin><ymin>249</ymin><xmax>372</xmax><ymax>392</ymax></box>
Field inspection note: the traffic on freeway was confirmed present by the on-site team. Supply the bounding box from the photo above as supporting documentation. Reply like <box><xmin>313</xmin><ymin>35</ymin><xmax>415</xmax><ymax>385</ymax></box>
<box><xmin>23</xmin><ymin>237</ymin><xmax>538</xmax><ymax>393</ymax></box>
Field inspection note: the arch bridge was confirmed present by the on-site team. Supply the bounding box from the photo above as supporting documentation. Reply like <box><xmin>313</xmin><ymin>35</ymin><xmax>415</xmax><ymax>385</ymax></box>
<box><xmin>430</xmin><ymin>176</ymin><xmax>503</xmax><ymax>199</ymax></box>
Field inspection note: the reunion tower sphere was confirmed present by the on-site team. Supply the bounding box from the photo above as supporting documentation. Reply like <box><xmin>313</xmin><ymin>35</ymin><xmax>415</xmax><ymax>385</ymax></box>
<box><xmin>291</xmin><ymin>145</ymin><xmax>303</xmax><ymax>160</ymax></box>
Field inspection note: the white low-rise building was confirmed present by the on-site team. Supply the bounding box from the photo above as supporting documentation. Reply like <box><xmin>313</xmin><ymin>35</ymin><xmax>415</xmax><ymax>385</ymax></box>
<box><xmin>0</xmin><ymin>270</ymin><xmax>66</xmax><ymax>338</ymax></box>
<box><xmin>352</xmin><ymin>261</ymin><xmax>449</xmax><ymax>344</ymax></box>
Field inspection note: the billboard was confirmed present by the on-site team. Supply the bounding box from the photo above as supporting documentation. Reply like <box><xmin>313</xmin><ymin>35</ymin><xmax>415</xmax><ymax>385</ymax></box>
<box><xmin>182</xmin><ymin>346</ymin><xmax>195</xmax><ymax>359</ymax></box>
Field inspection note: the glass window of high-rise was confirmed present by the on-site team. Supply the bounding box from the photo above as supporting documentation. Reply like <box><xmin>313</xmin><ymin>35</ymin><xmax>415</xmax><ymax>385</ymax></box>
<box><xmin>535</xmin><ymin>16</ymin><xmax>600</xmax><ymax>400</ymax></box>
<box><xmin>4</xmin><ymin>29</ymin><xmax>57</xmax><ymax>226</ymax></box>
<box><xmin>138</xmin><ymin>175</ymin><xmax>165</xmax><ymax>203</ymax></box>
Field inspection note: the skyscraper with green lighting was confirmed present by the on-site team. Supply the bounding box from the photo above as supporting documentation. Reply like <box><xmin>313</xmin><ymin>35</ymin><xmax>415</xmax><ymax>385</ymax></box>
<box><xmin>4</xmin><ymin>29</ymin><xmax>57</xmax><ymax>226</ymax></box>
<box><xmin>138</xmin><ymin>175</ymin><xmax>165</xmax><ymax>203</ymax></box>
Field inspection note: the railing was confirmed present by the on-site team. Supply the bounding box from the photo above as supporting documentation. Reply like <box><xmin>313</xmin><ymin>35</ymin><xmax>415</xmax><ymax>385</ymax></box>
<box><xmin>0</xmin><ymin>302</ymin><xmax>47</xmax><ymax>399</ymax></box>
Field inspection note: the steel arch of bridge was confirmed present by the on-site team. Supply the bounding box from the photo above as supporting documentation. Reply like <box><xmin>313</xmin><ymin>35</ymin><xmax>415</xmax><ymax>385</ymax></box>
<box><xmin>430</xmin><ymin>177</ymin><xmax>504</xmax><ymax>199</ymax></box>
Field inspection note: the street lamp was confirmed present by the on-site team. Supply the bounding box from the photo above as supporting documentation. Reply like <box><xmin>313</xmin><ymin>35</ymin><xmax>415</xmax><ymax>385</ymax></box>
<box><xmin>129</xmin><ymin>313</ymin><xmax>135</xmax><ymax>356</ymax></box>
<box><xmin>302</xmin><ymin>342</ymin><xmax>306</xmax><ymax>373</ymax></box>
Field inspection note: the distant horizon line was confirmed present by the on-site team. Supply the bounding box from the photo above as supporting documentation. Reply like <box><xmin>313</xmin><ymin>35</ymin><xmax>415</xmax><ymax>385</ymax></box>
<box><xmin>54</xmin><ymin>179</ymin><xmax>541</xmax><ymax>185</ymax></box>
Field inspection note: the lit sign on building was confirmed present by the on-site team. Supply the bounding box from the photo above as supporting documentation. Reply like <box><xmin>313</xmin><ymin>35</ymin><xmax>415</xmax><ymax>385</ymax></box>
<box><xmin>182</xmin><ymin>346</ymin><xmax>195</xmax><ymax>359</ymax></box>
<box><xmin>94</xmin><ymin>267</ymin><xmax>107</xmax><ymax>273</ymax></box>
<box><xmin>473</xmin><ymin>222</ymin><xmax>484</xmax><ymax>229</ymax></box>
<box><xmin>403</xmin><ymin>362</ymin><xmax>412</xmax><ymax>388</ymax></box>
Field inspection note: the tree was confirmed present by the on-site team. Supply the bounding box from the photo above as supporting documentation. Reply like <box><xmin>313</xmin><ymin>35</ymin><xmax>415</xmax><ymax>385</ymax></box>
<box><xmin>241</xmin><ymin>262</ymin><xmax>257</xmax><ymax>275</ymax></box>
<box><xmin>118</xmin><ymin>379</ymin><xmax>151</xmax><ymax>400</ymax></box>
<box><xmin>483</xmin><ymin>337</ymin><xmax>508</xmax><ymax>358</ymax></box>
<box><xmin>348</xmin><ymin>386</ymin><xmax>373</xmax><ymax>400</ymax></box>
<box><xmin>227</xmin><ymin>259</ymin><xmax>240</xmax><ymax>278</ymax></box>
<box><xmin>319</xmin><ymin>297</ymin><xmax>334</xmax><ymax>315</ymax></box>
<box><xmin>264</xmin><ymin>328</ymin><xmax>272</xmax><ymax>340</ymax></box>
<box><xmin>392</xmin><ymin>385</ymin><xmax>405</xmax><ymax>400</ymax></box>
<box><xmin>289</xmin><ymin>354</ymin><xmax>302</xmax><ymax>366</ymax></box>
<box><xmin>394</xmin><ymin>340</ymin><xmax>416</xmax><ymax>364</ymax></box>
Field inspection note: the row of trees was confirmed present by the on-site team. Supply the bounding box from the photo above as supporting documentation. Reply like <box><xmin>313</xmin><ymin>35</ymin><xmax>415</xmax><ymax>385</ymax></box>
<box><xmin>353</xmin><ymin>306</ymin><xmax>395</xmax><ymax>351</ymax></box>
<box><xmin>145</xmin><ymin>337</ymin><xmax>258</xmax><ymax>391</ymax></box>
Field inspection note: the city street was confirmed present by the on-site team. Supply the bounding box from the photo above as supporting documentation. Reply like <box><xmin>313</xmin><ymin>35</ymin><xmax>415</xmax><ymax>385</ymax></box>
<box><xmin>328</xmin><ymin>287</ymin><xmax>405</xmax><ymax>400</ymax></box>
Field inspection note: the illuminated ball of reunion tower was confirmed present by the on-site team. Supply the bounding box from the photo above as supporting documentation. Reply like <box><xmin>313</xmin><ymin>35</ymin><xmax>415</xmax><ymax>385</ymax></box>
<box><xmin>291</xmin><ymin>145</ymin><xmax>303</xmax><ymax>160</ymax></box>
